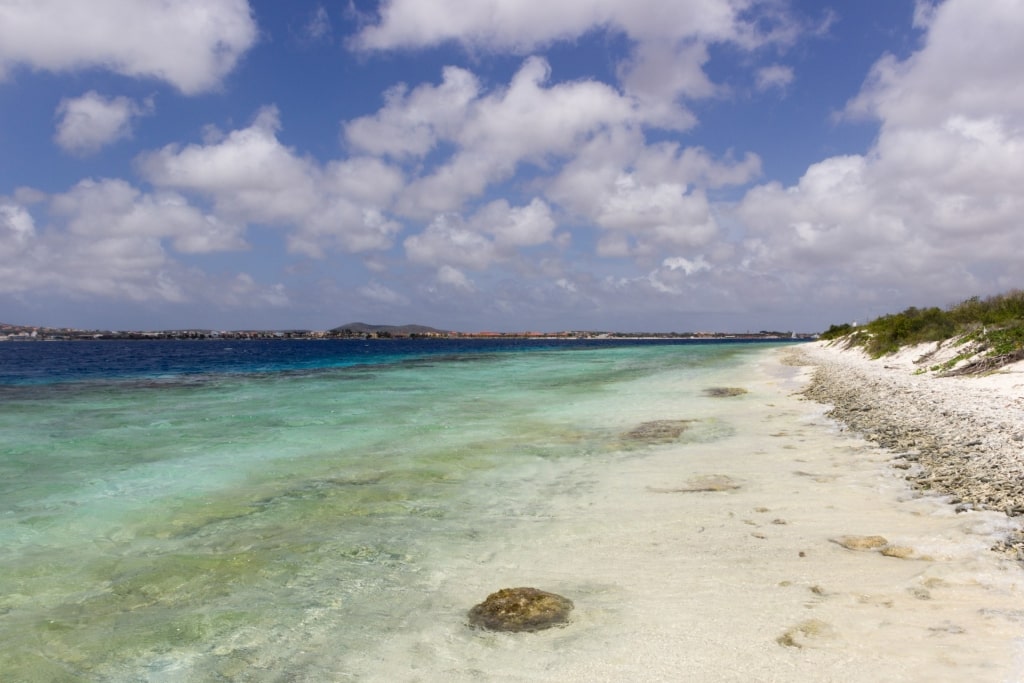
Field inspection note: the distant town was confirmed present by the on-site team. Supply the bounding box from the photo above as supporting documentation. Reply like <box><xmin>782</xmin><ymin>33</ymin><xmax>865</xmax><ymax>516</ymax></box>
<box><xmin>0</xmin><ymin>321</ymin><xmax>818</xmax><ymax>342</ymax></box>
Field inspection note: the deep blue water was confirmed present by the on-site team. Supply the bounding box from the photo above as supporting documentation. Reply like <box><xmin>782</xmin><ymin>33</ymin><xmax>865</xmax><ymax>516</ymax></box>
<box><xmin>0</xmin><ymin>337</ymin><xmax>788</xmax><ymax>386</ymax></box>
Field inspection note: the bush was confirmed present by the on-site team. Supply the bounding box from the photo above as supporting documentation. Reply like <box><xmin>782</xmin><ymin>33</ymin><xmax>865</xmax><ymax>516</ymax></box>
<box><xmin>821</xmin><ymin>290</ymin><xmax>1024</xmax><ymax>360</ymax></box>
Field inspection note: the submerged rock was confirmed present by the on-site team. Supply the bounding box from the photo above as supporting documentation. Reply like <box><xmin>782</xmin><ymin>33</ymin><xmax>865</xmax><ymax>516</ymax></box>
<box><xmin>648</xmin><ymin>474</ymin><xmax>741</xmax><ymax>493</ymax></box>
<box><xmin>832</xmin><ymin>535</ymin><xmax>889</xmax><ymax>551</ymax></box>
<box><xmin>623</xmin><ymin>419</ymin><xmax>694</xmax><ymax>444</ymax></box>
<box><xmin>468</xmin><ymin>587</ymin><xmax>573</xmax><ymax>632</ymax></box>
<box><xmin>703</xmin><ymin>387</ymin><xmax>748</xmax><ymax>398</ymax></box>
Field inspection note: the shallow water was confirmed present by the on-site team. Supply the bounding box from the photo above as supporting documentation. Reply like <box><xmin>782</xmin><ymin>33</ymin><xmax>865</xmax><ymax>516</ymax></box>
<box><xmin>1</xmin><ymin>340</ymin><xmax>1022</xmax><ymax>681</ymax></box>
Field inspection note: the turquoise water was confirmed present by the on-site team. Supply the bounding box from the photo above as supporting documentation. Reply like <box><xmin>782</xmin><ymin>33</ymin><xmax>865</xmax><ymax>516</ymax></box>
<box><xmin>0</xmin><ymin>340</ymin><xmax>778</xmax><ymax>681</ymax></box>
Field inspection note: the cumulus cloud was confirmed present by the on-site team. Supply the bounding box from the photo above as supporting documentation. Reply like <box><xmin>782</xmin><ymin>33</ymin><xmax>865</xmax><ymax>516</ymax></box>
<box><xmin>345</xmin><ymin>66</ymin><xmax>482</xmax><ymax>159</ymax></box>
<box><xmin>737</xmin><ymin>0</ymin><xmax>1024</xmax><ymax>310</ymax></box>
<box><xmin>353</xmin><ymin>0</ymin><xmax>802</xmax><ymax>128</ymax></box>
<box><xmin>353</xmin><ymin>0</ymin><xmax>790</xmax><ymax>54</ymax></box>
<box><xmin>474</xmin><ymin>198</ymin><xmax>556</xmax><ymax>247</ymax></box>
<box><xmin>402</xmin><ymin>197</ymin><xmax>558</xmax><ymax>275</ymax></box>
<box><xmin>663</xmin><ymin>255</ymin><xmax>712</xmax><ymax>276</ymax></box>
<box><xmin>844</xmin><ymin>0</ymin><xmax>1024</xmax><ymax>127</ymax></box>
<box><xmin>382</xmin><ymin>57</ymin><xmax>641</xmax><ymax>217</ymax></box>
<box><xmin>0</xmin><ymin>200</ymin><xmax>36</xmax><ymax>248</ymax></box>
<box><xmin>0</xmin><ymin>190</ymin><xmax>289</xmax><ymax>307</ymax></box>
<box><xmin>436</xmin><ymin>265</ymin><xmax>475</xmax><ymax>291</ymax></box>
<box><xmin>51</xmin><ymin>178</ymin><xmax>247</xmax><ymax>254</ymax></box>
<box><xmin>0</xmin><ymin>0</ymin><xmax>257</xmax><ymax>94</ymax></box>
<box><xmin>54</xmin><ymin>91</ymin><xmax>153</xmax><ymax>155</ymax></box>
<box><xmin>346</xmin><ymin>57</ymin><xmax>763</xmax><ymax>269</ymax></box>
<box><xmin>139</xmin><ymin>106</ymin><xmax>406</xmax><ymax>257</ymax></box>
<box><xmin>549</xmin><ymin>126</ymin><xmax>759</xmax><ymax>259</ymax></box>
<box><xmin>404</xmin><ymin>213</ymin><xmax>497</xmax><ymax>270</ymax></box>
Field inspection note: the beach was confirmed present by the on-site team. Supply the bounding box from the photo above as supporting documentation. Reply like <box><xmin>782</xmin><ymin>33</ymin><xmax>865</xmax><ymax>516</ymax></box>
<box><xmin>341</xmin><ymin>342</ymin><xmax>1024</xmax><ymax>681</ymax></box>
<box><xmin>800</xmin><ymin>340</ymin><xmax>1024</xmax><ymax>521</ymax></box>
<box><xmin>3</xmin><ymin>339</ymin><xmax>1024</xmax><ymax>681</ymax></box>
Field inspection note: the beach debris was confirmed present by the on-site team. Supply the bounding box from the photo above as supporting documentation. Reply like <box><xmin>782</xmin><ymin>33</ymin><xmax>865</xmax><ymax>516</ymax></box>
<box><xmin>622</xmin><ymin>419</ymin><xmax>694</xmax><ymax>444</ymax></box>
<box><xmin>468</xmin><ymin>587</ymin><xmax>573</xmax><ymax>632</ymax></box>
<box><xmin>703</xmin><ymin>387</ymin><xmax>748</xmax><ymax>397</ymax></box>
<box><xmin>831</xmin><ymin>535</ymin><xmax>889</xmax><ymax>551</ymax></box>
<box><xmin>648</xmin><ymin>474</ymin><xmax>741</xmax><ymax>493</ymax></box>
<box><xmin>776</xmin><ymin>619</ymin><xmax>835</xmax><ymax>648</ymax></box>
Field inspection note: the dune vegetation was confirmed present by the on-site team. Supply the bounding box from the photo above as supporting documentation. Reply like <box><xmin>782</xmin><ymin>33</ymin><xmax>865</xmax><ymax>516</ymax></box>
<box><xmin>819</xmin><ymin>290</ymin><xmax>1024</xmax><ymax>374</ymax></box>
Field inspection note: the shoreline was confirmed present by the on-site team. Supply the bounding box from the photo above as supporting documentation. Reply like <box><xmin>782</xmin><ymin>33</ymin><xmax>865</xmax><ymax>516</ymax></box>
<box><xmin>793</xmin><ymin>341</ymin><xmax>1024</xmax><ymax>554</ymax></box>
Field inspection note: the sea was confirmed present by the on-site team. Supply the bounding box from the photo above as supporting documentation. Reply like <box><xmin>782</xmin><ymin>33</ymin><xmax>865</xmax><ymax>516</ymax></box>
<box><xmin>2</xmin><ymin>338</ymin><xmax>1023</xmax><ymax>682</ymax></box>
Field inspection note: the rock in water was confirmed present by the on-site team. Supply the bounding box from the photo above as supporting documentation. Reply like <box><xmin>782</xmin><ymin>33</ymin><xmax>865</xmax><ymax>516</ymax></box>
<box><xmin>468</xmin><ymin>587</ymin><xmax>574</xmax><ymax>632</ymax></box>
<box><xmin>703</xmin><ymin>387</ymin><xmax>748</xmax><ymax>397</ymax></box>
<box><xmin>623</xmin><ymin>419</ymin><xmax>694</xmax><ymax>444</ymax></box>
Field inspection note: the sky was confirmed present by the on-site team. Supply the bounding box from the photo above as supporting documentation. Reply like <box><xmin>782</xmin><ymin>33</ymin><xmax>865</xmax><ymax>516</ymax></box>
<box><xmin>1</xmin><ymin>0</ymin><xmax>1022</xmax><ymax>333</ymax></box>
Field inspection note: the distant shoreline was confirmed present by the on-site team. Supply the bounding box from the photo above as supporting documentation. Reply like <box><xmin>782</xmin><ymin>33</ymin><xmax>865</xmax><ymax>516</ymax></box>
<box><xmin>0</xmin><ymin>326</ymin><xmax>818</xmax><ymax>343</ymax></box>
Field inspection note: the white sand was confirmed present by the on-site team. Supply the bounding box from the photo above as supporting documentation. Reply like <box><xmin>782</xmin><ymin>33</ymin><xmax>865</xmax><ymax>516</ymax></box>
<box><xmin>337</xmin><ymin>345</ymin><xmax>1024</xmax><ymax>682</ymax></box>
<box><xmin>803</xmin><ymin>338</ymin><xmax>1024</xmax><ymax>438</ymax></box>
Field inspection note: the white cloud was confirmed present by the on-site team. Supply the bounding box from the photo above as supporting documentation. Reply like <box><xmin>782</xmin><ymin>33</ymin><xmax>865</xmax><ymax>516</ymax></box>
<box><xmin>736</xmin><ymin>0</ymin><xmax>1024</xmax><ymax>310</ymax></box>
<box><xmin>401</xmin><ymin>196</ymin><xmax>558</xmax><ymax>276</ymax></box>
<box><xmin>51</xmin><ymin>178</ymin><xmax>247</xmax><ymax>254</ymax></box>
<box><xmin>345</xmin><ymin>66</ymin><xmax>482</xmax><ymax>158</ymax></box>
<box><xmin>474</xmin><ymin>198</ymin><xmax>556</xmax><ymax>247</ymax></box>
<box><xmin>404</xmin><ymin>214</ymin><xmax>497</xmax><ymax>270</ymax></box>
<box><xmin>0</xmin><ymin>0</ymin><xmax>257</xmax><ymax>94</ymax></box>
<box><xmin>54</xmin><ymin>91</ymin><xmax>152</xmax><ymax>155</ymax></box>
<box><xmin>616</xmin><ymin>40</ymin><xmax>712</xmax><ymax>129</ymax></box>
<box><xmin>436</xmin><ymin>265</ymin><xmax>475</xmax><ymax>291</ymax></box>
<box><xmin>549</xmin><ymin>126</ymin><xmax>759</xmax><ymax>258</ymax></box>
<box><xmin>0</xmin><ymin>190</ymin><xmax>290</xmax><ymax>308</ymax></box>
<box><xmin>843</xmin><ymin>0</ymin><xmax>1024</xmax><ymax>127</ymax></box>
<box><xmin>353</xmin><ymin>0</ymin><xmax>789</xmax><ymax>54</ymax></box>
<box><xmin>139</xmin><ymin>106</ymin><xmax>405</xmax><ymax>257</ymax></box>
<box><xmin>391</xmin><ymin>57</ymin><xmax>641</xmax><ymax>217</ymax></box>
<box><xmin>663</xmin><ymin>255</ymin><xmax>712</xmax><ymax>276</ymax></box>
<box><xmin>305</xmin><ymin>6</ymin><xmax>332</xmax><ymax>42</ymax></box>
<box><xmin>755</xmin><ymin>64</ymin><xmax>794</xmax><ymax>92</ymax></box>
<box><xmin>358</xmin><ymin>281</ymin><xmax>409</xmax><ymax>306</ymax></box>
<box><xmin>353</xmin><ymin>0</ymin><xmax>802</xmax><ymax>129</ymax></box>
<box><xmin>0</xmin><ymin>200</ymin><xmax>36</xmax><ymax>248</ymax></box>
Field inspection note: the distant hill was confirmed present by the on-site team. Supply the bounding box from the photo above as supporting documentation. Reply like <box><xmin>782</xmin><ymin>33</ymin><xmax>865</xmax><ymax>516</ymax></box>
<box><xmin>329</xmin><ymin>322</ymin><xmax>451</xmax><ymax>336</ymax></box>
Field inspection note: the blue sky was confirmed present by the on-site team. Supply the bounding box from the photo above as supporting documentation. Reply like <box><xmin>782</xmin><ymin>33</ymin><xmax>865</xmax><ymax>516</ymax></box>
<box><xmin>1</xmin><ymin>0</ymin><xmax>1022</xmax><ymax>332</ymax></box>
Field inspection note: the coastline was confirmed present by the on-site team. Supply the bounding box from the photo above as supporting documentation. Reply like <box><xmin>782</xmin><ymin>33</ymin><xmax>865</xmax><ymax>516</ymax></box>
<box><xmin>347</xmin><ymin>343</ymin><xmax>1024</xmax><ymax>681</ymax></box>
<box><xmin>5</xmin><ymin>340</ymin><xmax>1024</xmax><ymax>680</ymax></box>
<box><xmin>795</xmin><ymin>341</ymin><xmax>1024</xmax><ymax>531</ymax></box>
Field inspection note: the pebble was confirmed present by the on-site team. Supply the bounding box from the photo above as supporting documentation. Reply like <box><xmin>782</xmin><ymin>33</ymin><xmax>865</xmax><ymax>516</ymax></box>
<box><xmin>794</xmin><ymin>345</ymin><xmax>1024</xmax><ymax>525</ymax></box>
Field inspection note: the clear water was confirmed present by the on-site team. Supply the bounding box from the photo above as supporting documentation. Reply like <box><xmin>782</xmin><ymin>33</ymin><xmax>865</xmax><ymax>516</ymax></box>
<box><xmin>1</xmin><ymin>339</ymin><xmax>777</xmax><ymax>681</ymax></box>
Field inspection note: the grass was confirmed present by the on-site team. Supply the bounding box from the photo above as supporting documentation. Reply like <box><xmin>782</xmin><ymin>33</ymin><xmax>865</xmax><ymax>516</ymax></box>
<box><xmin>819</xmin><ymin>290</ymin><xmax>1024</xmax><ymax>372</ymax></box>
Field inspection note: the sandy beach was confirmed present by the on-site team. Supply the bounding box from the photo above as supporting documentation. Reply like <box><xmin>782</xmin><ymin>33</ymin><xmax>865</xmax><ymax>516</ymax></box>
<box><xmin>800</xmin><ymin>340</ymin><xmax>1024</xmax><ymax>523</ymax></box>
<box><xmin>334</xmin><ymin>342</ymin><xmax>1024</xmax><ymax>681</ymax></box>
<box><xmin>5</xmin><ymin>340</ymin><xmax>1024</xmax><ymax>681</ymax></box>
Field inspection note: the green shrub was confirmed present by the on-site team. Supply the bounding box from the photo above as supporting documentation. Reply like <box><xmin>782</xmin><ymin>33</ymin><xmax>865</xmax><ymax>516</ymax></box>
<box><xmin>820</xmin><ymin>290</ymin><xmax>1024</xmax><ymax>361</ymax></box>
<box><xmin>819</xmin><ymin>322</ymin><xmax>854</xmax><ymax>340</ymax></box>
